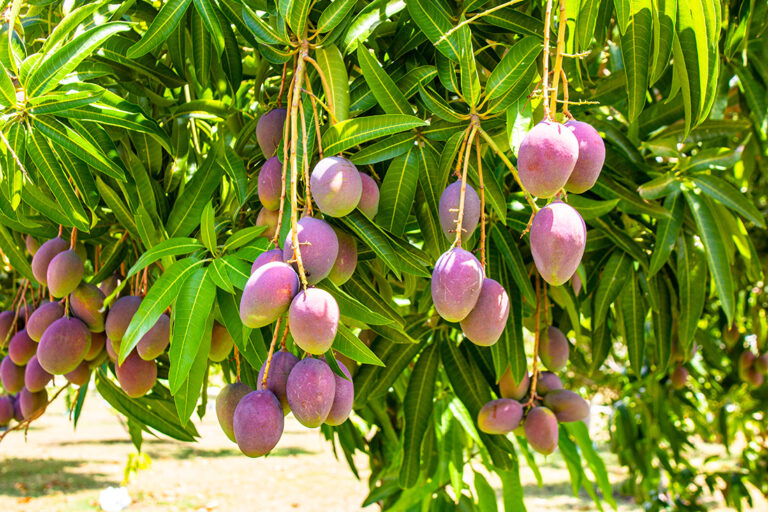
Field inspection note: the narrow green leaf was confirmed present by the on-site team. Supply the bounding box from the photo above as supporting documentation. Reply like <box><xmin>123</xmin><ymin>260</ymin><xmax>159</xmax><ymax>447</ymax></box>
<box><xmin>26</xmin><ymin>23</ymin><xmax>130</xmax><ymax>96</ymax></box>
<box><xmin>406</xmin><ymin>0</ymin><xmax>461</xmax><ymax>61</ymax></box>
<box><xmin>648</xmin><ymin>193</ymin><xmax>684</xmax><ymax>275</ymax></box>
<box><xmin>485</xmin><ymin>37</ymin><xmax>540</xmax><ymax>100</ymax></box>
<box><xmin>166</xmin><ymin>154</ymin><xmax>223</xmax><ymax>237</ymax></box>
<box><xmin>340</xmin><ymin>211</ymin><xmax>402</xmax><ymax>279</ymax></box>
<box><xmin>358</xmin><ymin>45</ymin><xmax>411</xmax><ymax>115</ymax></box>
<box><xmin>279</xmin><ymin>0</ymin><xmax>311</xmax><ymax>37</ymax></box>
<box><xmin>192</xmin><ymin>0</ymin><xmax>225</xmax><ymax>54</ymax></box>
<box><xmin>95</xmin><ymin>178</ymin><xmax>140</xmax><ymax>238</ymax></box>
<box><xmin>200</xmin><ymin>202</ymin><xmax>216</xmax><ymax>254</ymax></box>
<box><xmin>0</xmin><ymin>61</ymin><xmax>14</xmax><ymax>106</ymax></box>
<box><xmin>26</xmin><ymin>129</ymin><xmax>89</xmax><ymax>230</ymax></box>
<box><xmin>618</xmin><ymin>0</ymin><xmax>652</xmax><ymax>120</ymax></box>
<box><xmin>417</xmin><ymin>86</ymin><xmax>466</xmax><ymax>122</ymax></box>
<box><xmin>174</xmin><ymin>320</ymin><xmax>211</xmax><ymax>425</ymax></box>
<box><xmin>127</xmin><ymin>237</ymin><xmax>204</xmax><ymax>278</ymax></box>
<box><xmin>169</xmin><ymin>267</ymin><xmax>216</xmax><ymax>393</ymax></box>
<box><xmin>334</xmin><ymin>324</ymin><xmax>385</xmax><ymax>366</ymax></box>
<box><xmin>592</xmin><ymin>250</ymin><xmax>633</xmax><ymax>328</ymax></box>
<box><xmin>684</xmin><ymin>191</ymin><xmax>734</xmax><ymax>323</ymax></box>
<box><xmin>343</xmin><ymin>274</ymin><xmax>406</xmax><ymax>327</ymax></box>
<box><xmin>490</xmin><ymin>225</ymin><xmax>536</xmax><ymax>306</ymax></box>
<box><xmin>376</xmin><ymin>148</ymin><xmax>419</xmax><ymax>236</ymax></box>
<box><xmin>692</xmin><ymin>174</ymin><xmax>765</xmax><ymax>228</ymax></box>
<box><xmin>315</xmin><ymin>44</ymin><xmax>350</xmax><ymax>122</ymax></box>
<box><xmin>350</xmin><ymin>133</ymin><xmax>415</xmax><ymax>165</ymax></box>
<box><xmin>399</xmin><ymin>342</ymin><xmax>439</xmax><ymax>488</ymax></box>
<box><xmin>318</xmin><ymin>281</ymin><xmax>392</xmax><ymax>326</ymax></box>
<box><xmin>127</xmin><ymin>0</ymin><xmax>193</xmax><ymax>58</ymax></box>
<box><xmin>620</xmin><ymin>270</ymin><xmax>645</xmax><ymax>375</ymax></box>
<box><xmin>322</xmin><ymin>115</ymin><xmax>426</xmax><ymax>155</ymax></box>
<box><xmin>0</xmin><ymin>224</ymin><xmax>35</xmax><ymax>281</ymax></box>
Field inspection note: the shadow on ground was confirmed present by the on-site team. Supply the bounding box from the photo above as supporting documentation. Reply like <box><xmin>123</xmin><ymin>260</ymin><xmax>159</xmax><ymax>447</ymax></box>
<box><xmin>0</xmin><ymin>458</ymin><xmax>117</xmax><ymax>497</ymax></box>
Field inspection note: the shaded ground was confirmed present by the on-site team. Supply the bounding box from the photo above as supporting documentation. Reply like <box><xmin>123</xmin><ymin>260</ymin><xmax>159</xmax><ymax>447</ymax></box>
<box><xmin>0</xmin><ymin>389</ymin><xmax>765</xmax><ymax>511</ymax></box>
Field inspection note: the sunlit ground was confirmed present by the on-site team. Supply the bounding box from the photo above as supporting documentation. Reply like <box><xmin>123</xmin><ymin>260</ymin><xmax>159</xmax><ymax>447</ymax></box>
<box><xmin>0</xmin><ymin>387</ymin><xmax>765</xmax><ymax>511</ymax></box>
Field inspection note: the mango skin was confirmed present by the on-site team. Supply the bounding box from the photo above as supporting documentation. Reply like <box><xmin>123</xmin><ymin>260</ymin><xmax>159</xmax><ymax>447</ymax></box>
<box><xmin>499</xmin><ymin>368</ymin><xmax>529</xmax><ymax>401</ymax></box>
<box><xmin>115</xmin><ymin>350</ymin><xmax>157</xmax><ymax>398</ymax></box>
<box><xmin>477</xmin><ymin>398</ymin><xmax>523</xmax><ymax>434</ymax></box>
<box><xmin>256</xmin><ymin>207</ymin><xmax>279</xmax><ymax>240</ymax></box>
<box><xmin>438</xmin><ymin>181</ymin><xmax>481</xmax><ymax>242</ymax></box>
<box><xmin>1</xmin><ymin>356</ymin><xmax>25</xmax><ymax>393</ymax></box>
<box><xmin>136</xmin><ymin>313</ymin><xmax>170</xmax><ymax>361</ymax></box>
<box><xmin>65</xmin><ymin>360</ymin><xmax>91</xmax><ymax>387</ymax></box>
<box><xmin>47</xmin><ymin>249</ymin><xmax>84</xmax><ymax>298</ymax></box>
<box><xmin>431</xmin><ymin>248</ymin><xmax>484</xmax><ymax>322</ymax></box>
<box><xmin>251</xmin><ymin>249</ymin><xmax>284</xmax><ymax>274</ymax></box>
<box><xmin>25</xmin><ymin>235</ymin><xmax>40</xmax><ymax>256</ymax></box>
<box><xmin>233</xmin><ymin>389</ymin><xmax>284</xmax><ymax>457</ymax></box>
<box><xmin>288</xmin><ymin>288</ymin><xmax>339</xmax><ymax>355</ymax></box>
<box><xmin>536</xmin><ymin>371</ymin><xmax>563</xmax><ymax>395</ymax></box>
<box><xmin>85</xmin><ymin>332</ymin><xmax>107</xmax><ymax>361</ymax></box>
<box><xmin>325</xmin><ymin>361</ymin><xmax>354</xmax><ymax>426</ymax></box>
<box><xmin>31</xmin><ymin>237</ymin><xmax>68</xmax><ymax>285</ymax></box>
<box><xmin>257</xmin><ymin>350</ymin><xmax>300</xmax><ymax>414</ymax></box>
<box><xmin>460</xmin><ymin>278</ymin><xmax>510</xmax><ymax>347</ymax></box>
<box><xmin>286</xmin><ymin>358</ymin><xmax>336</xmax><ymax>428</ymax></box>
<box><xmin>26</xmin><ymin>302</ymin><xmax>65</xmax><ymax>341</ymax></box>
<box><xmin>24</xmin><ymin>356</ymin><xmax>52</xmax><ymax>392</ymax></box>
<box><xmin>209</xmin><ymin>321</ymin><xmax>235</xmax><ymax>362</ymax></box>
<box><xmin>19</xmin><ymin>387</ymin><xmax>48</xmax><ymax>420</ymax></box>
<box><xmin>104</xmin><ymin>296</ymin><xmax>142</xmax><ymax>342</ymax></box>
<box><xmin>358</xmin><ymin>173</ymin><xmax>380</xmax><ymax>219</ymax></box>
<box><xmin>9</xmin><ymin>329</ymin><xmax>37</xmax><ymax>366</ymax></box>
<box><xmin>328</xmin><ymin>229</ymin><xmax>357</xmax><ymax>286</ymax></box>
<box><xmin>283</xmin><ymin>217</ymin><xmax>339</xmax><ymax>285</ymax></box>
<box><xmin>310</xmin><ymin>157</ymin><xmax>363</xmax><ymax>217</ymax></box>
<box><xmin>530</xmin><ymin>201</ymin><xmax>586</xmax><ymax>286</ymax></box>
<box><xmin>540</xmin><ymin>326</ymin><xmax>569</xmax><ymax>371</ymax></box>
<box><xmin>0</xmin><ymin>310</ymin><xmax>15</xmax><ymax>343</ymax></box>
<box><xmin>564</xmin><ymin>120</ymin><xmax>605</xmax><ymax>193</ymax></box>
<box><xmin>258</xmin><ymin>156</ymin><xmax>283</xmax><ymax>210</ymax></box>
<box><xmin>543</xmin><ymin>389</ymin><xmax>590</xmax><ymax>422</ymax></box>
<box><xmin>216</xmin><ymin>382</ymin><xmax>252</xmax><ymax>442</ymax></box>
<box><xmin>517</xmin><ymin>120</ymin><xmax>579</xmax><ymax>198</ymax></box>
<box><xmin>256</xmin><ymin>108</ymin><xmax>287</xmax><ymax>157</ymax></box>
<box><xmin>524</xmin><ymin>406</ymin><xmax>559</xmax><ymax>454</ymax></box>
<box><xmin>37</xmin><ymin>317</ymin><xmax>91</xmax><ymax>375</ymax></box>
<box><xmin>239</xmin><ymin>262</ymin><xmax>299</xmax><ymax>328</ymax></box>
<box><xmin>69</xmin><ymin>283</ymin><xmax>106</xmax><ymax>333</ymax></box>
<box><xmin>0</xmin><ymin>396</ymin><xmax>13</xmax><ymax>426</ymax></box>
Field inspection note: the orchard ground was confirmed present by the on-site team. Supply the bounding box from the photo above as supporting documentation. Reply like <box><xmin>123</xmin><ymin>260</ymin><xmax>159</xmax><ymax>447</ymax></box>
<box><xmin>1</xmin><ymin>388</ymin><xmax>764</xmax><ymax>512</ymax></box>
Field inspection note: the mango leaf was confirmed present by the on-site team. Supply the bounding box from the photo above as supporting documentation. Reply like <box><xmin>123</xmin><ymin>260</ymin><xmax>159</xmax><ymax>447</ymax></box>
<box><xmin>319</xmin><ymin>281</ymin><xmax>392</xmax><ymax>325</ymax></box>
<box><xmin>121</xmin><ymin>258</ymin><xmax>203</xmax><ymax>363</ymax></box>
<box><xmin>406</xmin><ymin>0</ymin><xmax>462</xmax><ymax>61</ymax></box>
<box><xmin>26</xmin><ymin>23</ymin><xmax>130</xmax><ymax>97</ymax></box>
<box><xmin>0</xmin><ymin>61</ymin><xmax>14</xmax><ymax>106</ymax></box>
<box><xmin>692</xmin><ymin>174</ymin><xmax>765</xmax><ymax>228</ymax></box>
<box><xmin>127</xmin><ymin>238</ymin><xmax>204</xmax><ymax>279</ymax></box>
<box><xmin>618</xmin><ymin>0</ymin><xmax>652</xmax><ymax>121</ymax></box>
<box><xmin>192</xmin><ymin>0</ymin><xmax>225</xmax><ymax>55</ymax></box>
<box><xmin>279</xmin><ymin>0</ymin><xmax>311</xmax><ymax>37</ymax></box>
<box><xmin>376</xmin><ymin>148</ymin><xmax>418</xmax><ymax>236</ymax></box>
<box><xmin>399</xmin><ymin>342</ymin><xmax>439</xmax><ymax>488</ymax></box>
<box><xmin>169</xmin><ymin>266</ymin><xmax>216</xmax><ymax>394</ymax></box>
<box><xmin>619</xmin><ymin>270</ymin><xmax>645</xmax><ymax>375</ymax></box>
<box><xmin>96</xmin><ymin>370</ymin><xmax>199</xmax><ymax>441</ymax></box>
<box><xmin>322</xmin><ymin>115</ymin><xmax>427</xmax><ymax>155</ymax></box>
<box><xmin>166</xmin><ymin>154</ymin><xmax>223</xmax><ymax>237</ymax></box>
<box><xmin>317</xmin><ymin>0</ymin><xmax>357</xmax><ymax>33</ymax></box>
<box><xmin>334</xmin><ymin>324</ymin><xmax>385</xmax><ymax>366</ymax></box>
<box><xmin>200</xmin><ymin>202</ymin><xmax>216</xmax><ymax>254</ymax></box>
<box><xmin>683</xmin><ymin>191</ymin><xmax>734</xmax><ymax>324</ymax></box>
<box><xmin>26</xmin><ymin>129</ymin><xmax>89</xmax><ymax>231</ymax></box>
<box><xmin>316</xmin><ymin>44</ymin><xmax>350</xmax><ymax>122</ymax></box>
<box><xmin>592</xmin><ymin>250</ymin><xmax>633</xmax><ymax>328</ymax></box>
<box><xmin>648</xmin><ymin>193</ymin><xmax>684</xmax><ymax>275</ymax></box>
<box><xmin>358</xmin><ymin>45</ymin><xmax>411</xmax><ymax>115</ymax></box>
<box><xmin>350</xmin><ymin>133</ymin><xmax>415</xmax><ymax>165</ymax></box>
<box><xmin>128</xmin><ymin>0</ymin><xmax>193</xmax><ymax>58</ymax></box>
<box><xmin>485</xmin><ymin>37</ymin><xmax>540</xmax><ymax>100</ymax></box>
<box><xmin>418</xmin><ymin>86</ymin><xmax>466</xmax><ymax>122</ymax></box>
<box><xmin>340</xmin><ymin>211</ymin><xmax>402</xmax><ymax>279</ymax></box>
<box><xmin>0</xmin><ymin>224</ymin><xmax>35</xmax><ymax>282</ymax></box>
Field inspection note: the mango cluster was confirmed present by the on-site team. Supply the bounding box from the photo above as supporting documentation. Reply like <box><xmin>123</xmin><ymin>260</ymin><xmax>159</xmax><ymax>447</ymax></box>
<box><xmin>520</xmin><ymin>119</ymin><xmax>605</xmax><ymax>286</ymax></box>
<box><xmin>477</xmin><ymin>327</ymin><xmax>589</xmax><ymax>456</ymax></box>
<box><xmin>215</xmin><ymin>354</ymin><xmax>353</xmax><ymax>457</ymax></box>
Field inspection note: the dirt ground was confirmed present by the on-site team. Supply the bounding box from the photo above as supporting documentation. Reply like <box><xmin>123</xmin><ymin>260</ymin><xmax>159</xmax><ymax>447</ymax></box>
<box><xmin>0</xmin><ymin>387</ymin><xmax>764</xmax><ymax>512</ymax></box>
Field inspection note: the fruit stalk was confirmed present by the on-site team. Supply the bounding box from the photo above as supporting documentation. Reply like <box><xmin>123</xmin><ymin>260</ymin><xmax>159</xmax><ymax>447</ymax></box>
<box><xmin>304</xmin><ymin>79</ymin><xmax>325</xmax><ymax>159</ymax></box>
<box><xmin>304</xmin><ymin>56</ymin><xmax>337</xmax><ymax>125</ymax></box>
<box><xmin>290</xmin><ymin>46</ymin><xmax>310</xmax><ymax>288</ymax></box>
<box><xmin>526</xmin><ymin>274</ymin><xmax>543</xmax><ymax>407</ymax></box>
<box><xmin>548</xmin><ymin>0</ymin><xmax>567</xmax><ymax>116</ymax></box>
<box><xmin>453</xmin><ymin>126</ymin><xmax>478</xmax><ymax>248</ymax></box>
<box><xmin>299</xmin><ymin>99</ymin><xmax>313</xmax><ymax>216</ymax></box>
<box><xmin>0</xmin><ymin>382</ymin><xmax>71</xmax><ymax>444</ymax></box>
<box><xmin>271</xmin><ymin>56</ymin><xmax>297</xmax><ymax>249</ymax></box>
<box><xmin>475</xmin><ymin>136</ymin><xmax>487</xmax><ymax>270</ymax></box>
<box><xmin>234</xmin><ymin>346</ymin><xmax>241</xmax><ymax>382</ymax></box>
<box><xmin>541</xmin><ymin>0</ymin><xmax>554</xmax><ymax>117</ymax></box>
<box><xmin>477</xmin><ymin>128</ymin><xmax>537</xmax><ymax>212</ymax></box>
<box><xmin>262</xmin><ymin>316</ymin><xmax>283</xmax><ymax>389</ymax></box>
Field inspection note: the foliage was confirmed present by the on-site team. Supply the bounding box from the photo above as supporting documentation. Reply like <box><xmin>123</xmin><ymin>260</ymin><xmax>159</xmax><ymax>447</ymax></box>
<box><xmin>0</xmin><ymin>0</ymin><xmax>767</xmax><ymax>510</ymax></box>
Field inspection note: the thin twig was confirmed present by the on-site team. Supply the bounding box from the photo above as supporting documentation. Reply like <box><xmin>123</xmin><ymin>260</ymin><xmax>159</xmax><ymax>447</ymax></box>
<box><xmin>303</xmin><ymin>55</ymin><xmax>338</xmax><ymax>125</ymax></box>
<box><xmin>437</xmin><ymin>0</ymin><xmax>525</xmax><ymax>44</ymax></box>
<box><xmin>272</xmin><ymin>71</ymin><xmax>296</xmax><ymax>249</ymax></box>
<box><xmin>475</xmin><ymin>135</ymin><xmax>486</xmax><ymax>271</ymax></box>
<box><xmin>277</xmin><ymin>61</ymin><xmax>288</xmax><ymax>108</ymax></box>
<box><xmin>0</xmin><ymin>384</ymin><xmax>72</xmax><ymax>444</ymax></box>
<box><xmin>261</xmin><ymin>316</ymin><xmax>283</xmax><ymax>389</ymax></box>
<box><xmin>548</xmin><ymin>0</ymin><xmax>567</xmax><ymax>117</ymax></box>
<box><xmin>526</xmin><ymin>274</ymin><xmax>542</xmax><ymax>408</ymax></box>
<box><xmin>453</xmin><ymin>126</ymin><xmax>478</xmax><ymax>248</ymax></box>
<box><xmin>290</xmin><ymin>46</ymin><xmax>310</xmax><ymax>288</ymax></box>
<box><xmin>304</xmin><ymin>80</ymin><xmax>325</xmax><ymax>160</ymax></box>
<box><xmin>559</xmin><ymin>68</ymin><xmax>573</xmax><ymax>119</ymax></box>
<box><xmin>233</xmin><ymin>346</ymin><xmax>241</xmax><ymax>382</ymax></box>
<box><xmin>298</xmin><ymin>99</ymin><xmax>313</xmax><ymax>216</ymax></box>
<box><xmin>541</xmin><ymin>0</ymin><xmax>554</xmax><ymax>119</ymax></box>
